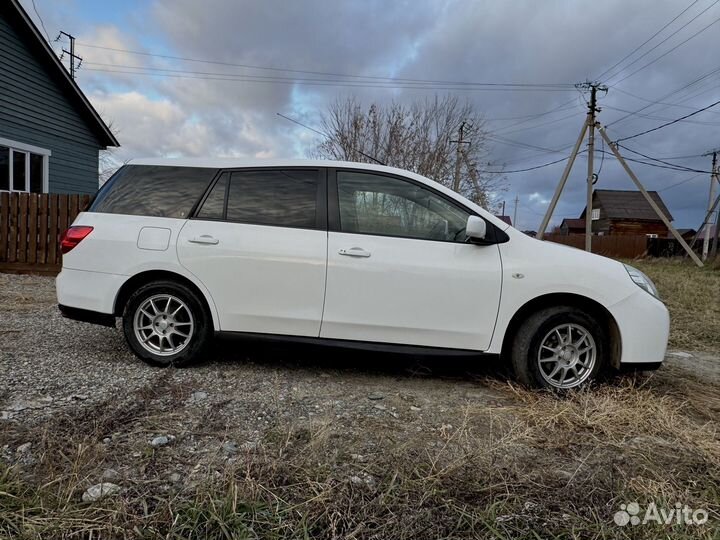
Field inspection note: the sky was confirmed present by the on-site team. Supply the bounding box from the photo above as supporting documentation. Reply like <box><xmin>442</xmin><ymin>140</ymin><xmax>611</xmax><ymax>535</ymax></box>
<box><xmin>20</xmin><ymin>0</ymin><xmax>720</xmax><ymax>231</ymax></box>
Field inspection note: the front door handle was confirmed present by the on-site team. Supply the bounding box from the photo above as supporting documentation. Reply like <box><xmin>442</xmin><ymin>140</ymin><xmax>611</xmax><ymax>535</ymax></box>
<box><xmin>338</xmin><ymin>247</ymin><xmax>371</xmax><ymax>258</ymax></box>
<box><xmin>189</xmin><ymin>235</ymin><xmax>219</xmax><ymax>245</ymax></box>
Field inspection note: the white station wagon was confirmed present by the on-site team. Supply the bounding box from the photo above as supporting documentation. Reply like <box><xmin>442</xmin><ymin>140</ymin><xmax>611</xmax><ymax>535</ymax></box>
<box><xmin>57</xmin><ymin>159</ymin><xmax>669</xmax><ymax>389</ymax></box>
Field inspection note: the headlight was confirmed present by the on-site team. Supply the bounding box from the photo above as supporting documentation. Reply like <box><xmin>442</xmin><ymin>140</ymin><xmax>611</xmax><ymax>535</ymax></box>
<box><xmin>623</xmin><ymin>264</ymin><xmax>659</xmax><ymax>299</ymax></box>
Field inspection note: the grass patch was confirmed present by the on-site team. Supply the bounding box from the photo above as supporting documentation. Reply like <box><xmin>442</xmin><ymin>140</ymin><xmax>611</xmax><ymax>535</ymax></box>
<box><xmin>2</xmin><ymin>376</ymin><xmax>718</xmax><ymax>539</ymax></box>
<box><xmin>622</xmin><ymin>258</ymin><xmax>720</xmax><ymax>351</ymax></box>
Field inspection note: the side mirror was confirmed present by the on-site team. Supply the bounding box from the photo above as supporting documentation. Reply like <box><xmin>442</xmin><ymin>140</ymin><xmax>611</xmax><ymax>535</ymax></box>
<box><xmin>466</xmin><ymin>216</ymin><xmax>487</xmax><ymax>242</ymax></box>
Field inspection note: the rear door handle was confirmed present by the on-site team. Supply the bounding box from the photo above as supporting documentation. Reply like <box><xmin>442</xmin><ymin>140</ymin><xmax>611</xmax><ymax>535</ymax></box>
<box><xmin>189</xmin><ymin>235</ymin><xmax>219</xmax><ymax>245</ymax></box>
<box><xmin>338</xmin><ymin>247</ymin><xmax>371</xmax><ymax>258</ymax></box>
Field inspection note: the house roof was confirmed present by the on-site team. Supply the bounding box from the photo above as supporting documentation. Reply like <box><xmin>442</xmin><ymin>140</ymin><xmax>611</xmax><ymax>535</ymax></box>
<box><xmin>560</xmin><ymin>218</ymin><xmax>585</xmax><ymax>229</ymax></box>
<box><xmin>583</xmin><ymin>189</ymin><xmax>673</xmax><ymax>222</ymax></box>
<box><xmin>494</xmin><ymin>215</ymin><xmax>512</xmax><ymax>226</ymax></box>
<box><xmin>7</xmin><ymin>0</ymin><xmax>119</xmax><ymax>147</ymax></box>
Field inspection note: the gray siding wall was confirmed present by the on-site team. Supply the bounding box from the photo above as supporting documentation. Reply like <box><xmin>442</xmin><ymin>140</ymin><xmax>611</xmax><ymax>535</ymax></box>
<box><xmin>0</xmin><ymin>12</ymin><xmax>102</xmax><ymax>194</ymax></box>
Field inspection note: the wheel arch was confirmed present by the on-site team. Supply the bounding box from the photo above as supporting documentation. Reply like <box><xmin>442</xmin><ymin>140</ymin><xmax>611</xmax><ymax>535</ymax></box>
<box><xmin>500</xmin><ymin>293</ymin><xmax>622</xmax><ymax>369</ymax></box>
<box><xmin>113</xmin><ymin>270</ymin><xmax>218</xmax><ymax>330</ymax></box>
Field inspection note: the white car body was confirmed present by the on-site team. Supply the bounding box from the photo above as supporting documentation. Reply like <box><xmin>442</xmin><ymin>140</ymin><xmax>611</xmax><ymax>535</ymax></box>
<box><xmin>57</xmin><ymin>158</ymin><xmax>669</xmax><ymax>373</ymax></box>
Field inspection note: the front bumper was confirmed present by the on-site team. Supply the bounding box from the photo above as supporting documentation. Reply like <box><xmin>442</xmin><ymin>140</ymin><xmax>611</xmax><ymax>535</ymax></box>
<box><xmin>607</xmin><ymin>289</ymin><xmax>670</xmax><ymax>365</ymax></box>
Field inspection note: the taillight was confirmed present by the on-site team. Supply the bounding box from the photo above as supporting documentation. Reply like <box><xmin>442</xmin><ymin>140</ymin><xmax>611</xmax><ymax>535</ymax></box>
<box><xmin>60</xmin><ymin>226</ymin><xmax>94</xmax><ymax>254</ymax></box>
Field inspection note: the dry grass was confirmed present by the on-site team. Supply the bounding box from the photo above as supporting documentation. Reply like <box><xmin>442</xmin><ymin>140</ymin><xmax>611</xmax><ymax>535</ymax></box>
<box><xmin>623</xmin><ymin>258</ymin><xmax>720</xmax><ymax>351</ymax></box>
<box><xmin>2</xmin><ymin>373</ymin><xmax>718</xmax><ymax>539</ymax></box>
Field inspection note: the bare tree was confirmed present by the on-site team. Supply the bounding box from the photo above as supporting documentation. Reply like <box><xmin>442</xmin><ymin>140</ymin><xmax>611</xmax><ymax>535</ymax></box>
<box><xmin>311</xmin><ymin>95</ymin><xmax>505</xmax><ymax>209</ymax></box>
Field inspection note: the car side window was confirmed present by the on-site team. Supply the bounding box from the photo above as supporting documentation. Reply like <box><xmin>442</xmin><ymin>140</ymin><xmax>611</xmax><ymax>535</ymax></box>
<box><xmin>195</xmin><ymin>169</ymin><xmax>321</xmax><ymax>228</ymax></box>
<box><xmin>336</xmin><ymin>171</ymin><xmax>471</xmax><ymax>242</ymax></box>
<box><xmin>226</xmin><ymin>169</ymin><xmax>319</xmax><ymax>228</ymax></box>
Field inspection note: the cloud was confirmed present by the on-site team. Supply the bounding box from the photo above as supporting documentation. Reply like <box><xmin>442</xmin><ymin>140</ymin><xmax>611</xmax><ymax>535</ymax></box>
<box><xmin>24</xmin><ymin>0</ymin><xmax>718</xmax><ymax>229</ymax></box>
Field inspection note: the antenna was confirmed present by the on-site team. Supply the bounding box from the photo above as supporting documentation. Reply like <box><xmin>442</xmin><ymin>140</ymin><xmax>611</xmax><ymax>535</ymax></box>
<box><xmin>276</xmin><ymin>112</ymin><xmax>386</xmax><ymax>166</ymax></box>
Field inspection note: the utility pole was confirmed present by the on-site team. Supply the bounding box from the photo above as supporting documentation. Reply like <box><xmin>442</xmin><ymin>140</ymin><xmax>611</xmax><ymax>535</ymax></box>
<box><xmin>708</xmin><ymin>150</ymin><xmax>720</xmax><ymax>259</ymax></box>
<box><xmin>536</xmin><ymin>81</ymin><xmax>704</xmax><ymax>267</ymax></box>
<box><xmin>513</xmin><ymin>195</ymin><xmax>519</xmax><ymax>227</ymax></box>
<box><xmin>501</xmin><ymin>200</ymin><xmax>506</xmax><ymax>217</ymax></box>
<box><xmin>451</xmin><ymin>122</ymin><xmax>470</xmax><ymax>193</ymax></box>
<box><xmin>702</xmin><ymin>151</ymin><xmax>717</xmax><ymax>260</ymax></box>
<box><xmin>56</xmin><ymin>31</ymin><xmax>82</xmax><ymax>80</ymax></box>
<box><xmin>584</xmin><ymin>84</ymin><xmax>601</xmax><ymax>252</ymax></box>
<box><xmin>537</xmin><ymin>81</ymin><xmax>606</xmax><ymax>252</ymax></box>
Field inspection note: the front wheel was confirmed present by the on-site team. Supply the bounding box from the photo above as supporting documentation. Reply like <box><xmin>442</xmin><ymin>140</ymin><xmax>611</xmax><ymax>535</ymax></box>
<box><xmin>511</xmin><ymin>306</ymin><xmax>606</xmax><ymax>389</ymax></box>
<box><xmin>122</xmin><ymin>280</ymin><xmax>212</xmax><ymax>367</ymax></box>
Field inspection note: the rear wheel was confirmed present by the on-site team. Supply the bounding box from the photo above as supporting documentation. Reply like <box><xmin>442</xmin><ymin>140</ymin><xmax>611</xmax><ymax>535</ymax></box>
<box><xmin>122</xmin><ymin>281</ymin><xmax>212</xmax><ymax>367</ymax></box>
<box><xmin>511</xmin><ymin>306</ymin><xmax>606</xmax><ymax>389</ymax></box>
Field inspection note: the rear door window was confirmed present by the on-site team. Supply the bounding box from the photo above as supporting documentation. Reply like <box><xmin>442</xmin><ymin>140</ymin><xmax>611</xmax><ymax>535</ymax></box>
<box><xmin>89</xmin><ymin>165</ymin><xmax>218</xmax><ymax>218</ymax></box>
<box><xmin>222</xmin><ymin>169</ymin><xmax>322</xmax><ymax>229</ymax></box>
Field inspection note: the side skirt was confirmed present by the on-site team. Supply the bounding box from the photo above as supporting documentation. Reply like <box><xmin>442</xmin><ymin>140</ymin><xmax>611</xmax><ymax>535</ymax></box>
<box><xmin>215</xmin><ymin>331</ymin><xmax>494</xmax><ymax>358</ymax></box>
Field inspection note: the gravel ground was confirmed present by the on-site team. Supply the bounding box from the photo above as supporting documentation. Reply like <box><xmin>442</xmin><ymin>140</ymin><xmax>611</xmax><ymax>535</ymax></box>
<box><xmin>1</xmin><ymin>273</ymin><xmax>517</xmax><ymax>472</ymax></box>
<box><xmin>1</xmin><ymin>272</ymin><xmax>719</xmax><ymax>538</ymax></box>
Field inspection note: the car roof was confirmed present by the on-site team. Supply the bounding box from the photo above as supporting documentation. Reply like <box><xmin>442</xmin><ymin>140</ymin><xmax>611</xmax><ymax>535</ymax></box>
<box><xmin>125</xmin><ymin>157</ymin><xmax>511</xmax><ymax>232</ymax></box>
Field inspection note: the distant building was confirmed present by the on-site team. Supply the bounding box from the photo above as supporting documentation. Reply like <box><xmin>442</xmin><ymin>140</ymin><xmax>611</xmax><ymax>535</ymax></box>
<box><xmin>579</xmin><ymin>189</ymin><xmax>673</xmax><ymax>237</ymax></box>
<box><xmin>559</xmin><ymin>218</ymin><xmax>585</xmax><ymax>235</ymax></box>
<box><xmin>494</xmin><ymin>215</ymin><xmax>512</xmax><ymax>226</ymax></box>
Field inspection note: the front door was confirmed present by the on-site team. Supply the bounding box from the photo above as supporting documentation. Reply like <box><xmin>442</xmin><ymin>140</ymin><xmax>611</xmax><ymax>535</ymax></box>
<box><xmin>177</xmin><ymin>168</ymin><xmax>327</xmax><ymax>336</ymax></box>
<box><xmin>320</xmin><ymin>170</ymin><xmax>502</xmax><ymax>350</ymax></box>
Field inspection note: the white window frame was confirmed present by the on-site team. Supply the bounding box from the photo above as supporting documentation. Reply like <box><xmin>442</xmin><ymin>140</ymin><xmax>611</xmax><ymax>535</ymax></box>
<box><xmin>591</xmin><ymin>208</ymin><xmax>600</xmax><ymax>221</ymax></box>
<box><xmin>0</xmin><ymin>137</ymin><xmax>51</xmax><ymax>193</ymax></box>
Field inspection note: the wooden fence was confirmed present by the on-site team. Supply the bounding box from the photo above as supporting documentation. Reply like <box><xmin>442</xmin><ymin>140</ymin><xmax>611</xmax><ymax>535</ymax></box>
<box><xmin>0</xmin><ymin>192</ymin><xmax>91</xmax><ymax>275</ymax></box>
<box><xmin>544</xmin><ymin>234</ymin><xmax>649</xmax><ymax>259</ymax></box>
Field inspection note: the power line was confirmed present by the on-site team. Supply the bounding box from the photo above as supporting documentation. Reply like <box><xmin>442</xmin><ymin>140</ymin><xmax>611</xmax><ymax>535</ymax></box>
<box><xmin>658</xmin><ymin>173</ymin><xmax>705</xmax><ymax>191</ymax></box>
<box><xmin>615</xmin><ymin>144</ymin><xmax>715</xmax><ymax>172</ymax></box>
<box><xmin>610</xmin><ymin>7</ymin><xmax>720</xmax><ymax>84</ymax></box>
<box><xmin>75</xmin><ymin>43</ymin><xmax>574</xmax><ymax>89</ymax></box>
<box><xmin>478</xmin><ymin>155</ymin><xmax>577</xmax><ymax>174</ymax></box>
<box><xmin>30</xmin><ymin>0</ymin><xmax>51</xmax><ymax>43</ymax></box>
<box><xmin>596</xmin><ymin>0</ymin><xmax>700</xmax><ymax>81</ymax></box>
<box><xmin>613</xmin><ymin>97</ymin><xmax>720</xmax><ymax>143</ymax></box>
<box><xmin>275</xmin><ymin>113</ymin><xmax>385</xmax><ymax>165</ymax></box>
<box><xmin>82</xmin><ymin>66</ymin><xmax>574</xmax><ymax>92</ymax></box>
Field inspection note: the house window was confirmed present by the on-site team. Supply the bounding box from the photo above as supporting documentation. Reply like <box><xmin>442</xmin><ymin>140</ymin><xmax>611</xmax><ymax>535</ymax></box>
<box><xmin>646</xmin><ymin>233</ymin><xmax>658</xmax><ymax>239</ymax></box>
<box><xmin>591</xmin><ymin>208</ymin><xmax>600</xmax><ymax>220</ymax></box>
<box><xmin>0</xmin><ymin>138</ymin><xmax>50</xmax><ymax>193</ymax></box>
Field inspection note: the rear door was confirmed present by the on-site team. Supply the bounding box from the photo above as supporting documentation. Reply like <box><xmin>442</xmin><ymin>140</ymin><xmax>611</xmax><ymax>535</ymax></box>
<box><xmin>320</xmin><ymin>169</ymin><xmax>502</xmax><ymax>351</ymax></box>
<box><xmin>177</xmin><ymin>168</ymin><xmax>327</xmax><ymax>336</ymax></box>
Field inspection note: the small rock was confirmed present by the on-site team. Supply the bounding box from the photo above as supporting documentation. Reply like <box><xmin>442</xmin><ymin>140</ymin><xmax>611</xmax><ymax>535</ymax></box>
<box><xmin>667</xmin><ymin>351</ymin><xmax>693</xmax><ymax>359</ymax></box>
<box><xmin>349</xmin><ymin>472</ymin><xmax>376</xmax><ymax>489</ymax></box>
<box><xmin>351</xmin><ymin>453</ymin><xmax>366</xmax><ymax>462</ymax></box>
<box><xmin>70</xmin><ymin>394</ymin><xmax>88</xmax><ymax>401</ymax></box>
<box><xmin>222</xmin><ymin>441</ymin><xmax>238</xmax><ymax>455</ymax></box>
<box><xmin>367</xmin><ymin>392</ymin><xmax>384</xmax><ymax>401</ymax></box>
<box><xmin>16</xmin><ymin>442</ymin><xmax>32</xmax><ymax>454</ymax></box>
<box><xmin>150</xmin><ymin>435</ymin><xmax>174</xmax><ymax>447</ymax></box>
<box><xmin>373</xmin><ymin>404</ymin><xmax>387</xmax><ymax>411</ymax></box>
<box><xmin>169</xmin><ymin>472</ymin><xmax>182</xmax><ymax>483</ymax></box>
<box><xmin>101</xmin><ymin>469</ymin><xmax>120</xmax><ymax>481</ymax></box>
<box><xmin>349</xmin><ymin>475</ymin><xmax>364</xmax><ymax>485</ymax></box>
<box><xmin>102</xmin><ymin>437</ymin><xmax>112</xmax><ymax>444</ymax></box>
<box><xmin>189</xmin><ymin>391</ymin><xmax>208</xmax><ymax>402</ymax></box>
<box><xmin>82</xmin><ymin>482</ymin><xmax>120</xmax><ymax>503</ymax></box>
<box><xmin>410</xmin><ymin>406</ymin><xmax>422</xmax><ymax>412</ymax></box>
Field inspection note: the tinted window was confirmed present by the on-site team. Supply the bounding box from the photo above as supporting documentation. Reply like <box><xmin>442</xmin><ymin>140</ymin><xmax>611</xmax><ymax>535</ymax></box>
<box><xmin>30</xmin><ymin>153</ymin><xmax>44</xmax><ymax>193</ymax></box>
<box><xmin>197</xmin><ymin>172</ymin><xmax>228</xmax><ymax>220</ymax></box>
<box><xmin>12</xmin><ymin>151</ymin><xmax>26</xmax><ymax>191</ymax></box>
<box><xmin>226</xmin><ymin>169</ymin><xmax>319</xmax><ymax>228</ymax></box>
<box><xmin>89</xmin><ymin>165</ymin><xmax>217</xmax><ymax>218</ymax></box>
<box><xmin>0</xmin><ymin>147</ymin><xmax>8</xmax><ymax>191</ymax></box>
<box><xmin>337</xmin><ymin>171</ymin><xmax>470</xmax><ymax>242</ymax></box>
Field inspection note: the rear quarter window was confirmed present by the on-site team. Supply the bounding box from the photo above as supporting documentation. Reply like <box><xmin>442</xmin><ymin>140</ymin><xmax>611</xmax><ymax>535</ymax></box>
<box><xmin>89</xmin><ymin>165</ymin><xmax>218</xmax><ymax>218</ymax></box>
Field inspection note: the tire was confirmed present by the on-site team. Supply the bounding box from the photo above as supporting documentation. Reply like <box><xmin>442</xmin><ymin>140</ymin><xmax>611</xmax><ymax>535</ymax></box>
<box><xmin>510</xmin><ymin>306</ymin><xmax>606</xmax><ymax>390</ymax></box>
<box><xmin>122</xmin><ymin>280</ymin><xmax>212</xmax><ymax>367</ymax></box>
